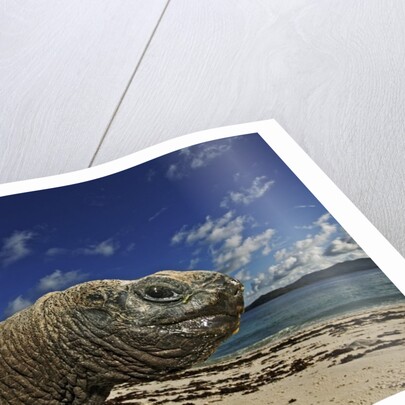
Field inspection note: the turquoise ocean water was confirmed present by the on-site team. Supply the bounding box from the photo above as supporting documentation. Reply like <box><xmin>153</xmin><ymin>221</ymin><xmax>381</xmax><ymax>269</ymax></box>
<box><xmin>213</xmin><ymin>268</ymin><xmax>405</xmax><ymax>359</ymax></box>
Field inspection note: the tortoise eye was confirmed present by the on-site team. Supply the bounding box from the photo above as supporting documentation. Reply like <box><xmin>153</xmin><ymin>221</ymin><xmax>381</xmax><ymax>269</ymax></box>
<box><xmin>86</xmin><ymin>292</ymin><xmax>105</xmax><ymax>304</ymax></box>
<box><xmin>143</xmin><ymin>285</ymin><xmax>182</xmax><ymax>302</ymax></box>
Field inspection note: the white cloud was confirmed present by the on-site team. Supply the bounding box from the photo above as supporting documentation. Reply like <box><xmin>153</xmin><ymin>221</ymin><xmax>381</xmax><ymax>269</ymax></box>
<box><xmin>189</xmin><ymin>144</ymin><xmax>231</xmax><ymax>169</ymax></box>
<box><xmin>0</xmin><ymin>230</ymin><xmax>35</xmax><ymax>266</ymax></box>
<box><xmin>4</xmin><ymin>296</ymin><xmax>33</xmax><ymax>316</ymax></box>
<box><xmin>148</xmin><ymin>207</ymin><xmax>167</xmax><ymax>222</ymax></box>
<box><xmin>46</xmin><ymin>239</ymin><xmax>119</xmax><ymax>258</ymax></box>
<box><xmin>214</xmin><ymin>228</ymin><xmax>275</xmax><ymax>273</ymax></box>
<box><xmin>147</xmin><ymin>169</ymin><xmax>156</xmax><ymax>182</ymax></box>
<box><xmin>325</xmin><ymin>237</ymin><xmax>360</xmax><ymax>255</ymax></box>
<box><xmin>77</xmin><ymin>239</ymin><xmax>118</xmax><ymax>257</ymax></box>
<box><xmin>294</xmin><ymin>205</ymin><xmax>316</xmax><ymax>209</ymax></box>
<box><xmin>167</xmin><ymin>164</ymin><xmax>180</xmax><ymax>180</ymax></box>
<box><xmin>294</xmin><ymin>225</ymin><xmax>314</xmax><ymax>230</ymax></box>
<box><xmin>171</xmin><ymin>211</ymin><xmax>242</xmax><ymax>246</ymax></box>
<box><xmin>5</xmin><ymin>269</ymin><xmax>89</xmax><ymax>317</ymax></box>
<box><xmin>166</xmin><ymin>141</ymin><xmax>231</xmax><ymax>180</ymax></box>
<box><xmin>249</xmin><ymin>214</ymin><xmax>367</xmax><ymax>299</ymax></box>
<box><xmin>188</xmin><ymin>258</ymin><xmax>200</xmax><ymax>269</ymax></box>
<box><xmin>46</xmin><ymin>247</ymin><xmax>69</xmax><ymax>256</ymax></box>
<box><xmin>234</xmin><ymin>268</ymin><xmax>252</xmax><ymax>283</ymax></box>
<box><xmin>171</xmin><ymin>211</ymin><xmax>275</xmax><ymax>274</ymax></box>
<box><xmin>171</xmin><ymin>226</ymin><xmax>188</xmax><ymax>245</ymax></box>
<box><xmin>221</xmin><ymin>176</ymin><xmax>274</xmax><ymax>208</ymax></box>
<box><xmin>37</xmin><ymin>269</ymin><xmax>88</xmax><ymax>292</ymax></box>
<box><xmin>125</xmin><ymin>242</ymin><xmax>136</xmax><ymax>252</ymax></box>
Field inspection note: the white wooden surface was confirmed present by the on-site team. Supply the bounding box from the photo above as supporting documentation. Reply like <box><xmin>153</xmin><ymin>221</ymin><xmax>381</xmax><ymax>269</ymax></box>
<box><xmin>1</xmin><ymin>0</ymin><xmax>405</xmax><ymax>257</ymax></box>
<box><xmin>0</xmin><ymin>0</ymin><xmax>167</xmax><ymax>181</ymax></box>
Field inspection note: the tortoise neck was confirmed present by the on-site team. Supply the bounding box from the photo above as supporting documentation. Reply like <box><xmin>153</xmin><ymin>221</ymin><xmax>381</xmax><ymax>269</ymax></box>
<box><xmin>0</xmin><ymin>296</ymin><xmax>94</xmax><ymax>404</ymax></box>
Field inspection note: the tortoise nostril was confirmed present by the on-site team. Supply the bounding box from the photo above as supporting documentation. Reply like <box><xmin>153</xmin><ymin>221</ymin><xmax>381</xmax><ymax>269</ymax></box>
<box><xmin>221</xmin><ymin>274</ymin><xmax>244</xmax><ymax>294</ymax></box>
<box><xmin>231</xmin><ymin>281</ymin><xmax>244</xmax><ymax>297</ymax></box>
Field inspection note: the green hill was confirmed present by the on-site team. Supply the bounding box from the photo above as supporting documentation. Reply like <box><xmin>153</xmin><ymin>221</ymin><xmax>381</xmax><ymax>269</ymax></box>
<box><xmin>245</xmin><ymin>257</ymin><xmax>376</xmax><ymax>312</ymax></box>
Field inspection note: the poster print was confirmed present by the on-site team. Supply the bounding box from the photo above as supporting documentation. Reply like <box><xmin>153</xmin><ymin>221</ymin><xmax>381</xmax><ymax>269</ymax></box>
<box><xmin>0</xmin><ymin>121</ymin><xmax>404</xmax><ymax>404</ymax></box>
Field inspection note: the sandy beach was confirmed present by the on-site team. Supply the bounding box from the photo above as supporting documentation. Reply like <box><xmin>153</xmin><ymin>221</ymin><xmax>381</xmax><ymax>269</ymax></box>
<box><xmin>106</xmin><ymin>304</ymin><xmax>405</xmax><ymax>405</ymax></box>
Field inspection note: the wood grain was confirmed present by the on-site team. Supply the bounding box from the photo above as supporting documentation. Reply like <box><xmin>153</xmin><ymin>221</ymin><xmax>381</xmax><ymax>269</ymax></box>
<box><xmin>0</xmin><ymin>0</ymin><xmax>167</xmax><ymax>182</ymax></box>
<box><xmin>92</xmin><ymin>0</ymin><xmax>405</xmax><ymax>255</ymax></box>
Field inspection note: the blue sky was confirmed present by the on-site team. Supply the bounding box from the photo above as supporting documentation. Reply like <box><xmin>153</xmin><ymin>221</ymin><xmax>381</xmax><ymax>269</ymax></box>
<box><xmin>0</xmin><ymin>134</ymin><xmax>368</xmax><ymax>319</ymax></box>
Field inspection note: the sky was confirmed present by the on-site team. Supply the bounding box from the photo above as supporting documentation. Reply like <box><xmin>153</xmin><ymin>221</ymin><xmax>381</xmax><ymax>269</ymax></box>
<box><xmin>0</xmin><ymin>133</ymin><xmax>368</xmax><ymax>319</ymax></box>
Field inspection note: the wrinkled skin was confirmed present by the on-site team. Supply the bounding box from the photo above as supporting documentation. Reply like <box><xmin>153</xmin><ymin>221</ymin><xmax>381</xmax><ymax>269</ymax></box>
<box><xmin>0</xmin><ymin>271</ymin><xmax>244</xmax><ymax>404</ymax></box>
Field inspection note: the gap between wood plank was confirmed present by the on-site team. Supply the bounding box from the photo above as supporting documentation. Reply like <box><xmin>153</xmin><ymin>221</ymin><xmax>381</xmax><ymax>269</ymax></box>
<box><xmin>88</xmin><ymin>0</ymin><xmax>172</xmax><ymax>167</ymax></box>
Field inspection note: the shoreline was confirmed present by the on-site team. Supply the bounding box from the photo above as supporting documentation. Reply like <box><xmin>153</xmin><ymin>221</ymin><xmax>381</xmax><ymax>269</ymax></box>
<box><xmin>107</xmin><ymin>303</ymin><xmax>405</xmax><ymax>404</ymax></box>
<box><xmin>212</xmin><ymin>300</ymin><xmax>404</xmax><ymax>362</ymax></box>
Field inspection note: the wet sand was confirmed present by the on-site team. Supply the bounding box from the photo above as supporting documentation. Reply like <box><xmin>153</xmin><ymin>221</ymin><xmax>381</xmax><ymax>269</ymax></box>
<box><xmin>106</xmin><ymin>304</ymin><xmax>405</xmax><ymax>405</ymax></box>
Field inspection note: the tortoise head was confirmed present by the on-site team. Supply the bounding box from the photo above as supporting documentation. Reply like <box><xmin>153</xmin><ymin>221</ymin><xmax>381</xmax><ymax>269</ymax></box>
<box><xmin>54</xmin><ymin>271</ymin><xmax>244</xmax><ymax>384</ymax></box>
